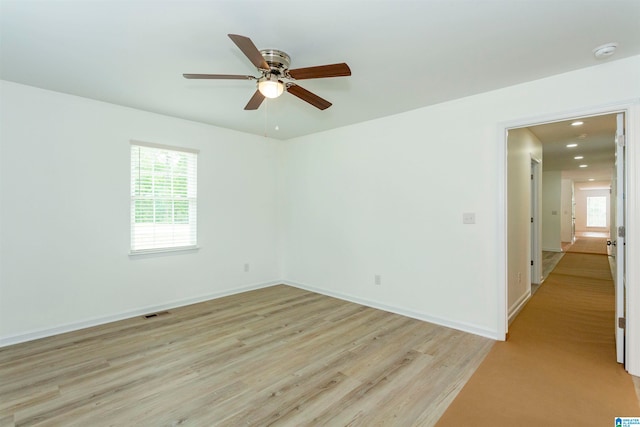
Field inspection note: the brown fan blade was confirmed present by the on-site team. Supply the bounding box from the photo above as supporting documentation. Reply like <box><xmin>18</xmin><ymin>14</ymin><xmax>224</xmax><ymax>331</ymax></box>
<box><xmin>287</xmin><ymin>84</ymin><xmax>332</xmax><ymax>110</ymax></box>
<box><xmin>228</xmin><ymin>34</ymin><xmax>269</xmax><ymax>70</ymax></box>
<box><xmin>183</xmin><ymin>73</ymin><xmax>255</xmax><ymax>80</ymax></box>
<box><xmin>244</xmin><ymin>90</ymin><xmax>265</xmax><ymax>110</ymax></box>
<box><xmin>288</xmin><ymin>63</ymin><xmax>351</xmax><ymax>80</ymax></box>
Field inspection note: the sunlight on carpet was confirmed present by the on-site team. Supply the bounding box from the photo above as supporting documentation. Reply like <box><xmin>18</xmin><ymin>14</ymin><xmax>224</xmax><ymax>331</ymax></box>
<box><xmin>566</xmin><ymin>236</ymin><xmax>608</xmax><ymax>255</ymax></box>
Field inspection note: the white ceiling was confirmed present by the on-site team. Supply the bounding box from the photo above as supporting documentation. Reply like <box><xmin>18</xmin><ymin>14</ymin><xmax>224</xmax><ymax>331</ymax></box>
<box><xmin>1</xmin><ymin>0</ymin><xmax>639</xmax><ymax>141</ymax></box>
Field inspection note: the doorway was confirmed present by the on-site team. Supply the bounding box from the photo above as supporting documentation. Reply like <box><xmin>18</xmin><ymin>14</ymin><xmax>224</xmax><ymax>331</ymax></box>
<box><xmin>500</xmin><ymin>104</ymin><xmax>636</xmax><ymax>373</ymax></box>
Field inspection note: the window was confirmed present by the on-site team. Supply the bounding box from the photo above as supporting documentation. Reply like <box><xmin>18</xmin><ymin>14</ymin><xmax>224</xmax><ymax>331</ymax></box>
<box><xmin>586</xmin><ymin>196</ymin><xmax>607</xmax><ymax>227</ymax></box>
<box><xmin>130</xmin><ymin>142</ymin><xmax>198</xmax><ymax>254</ymax></box>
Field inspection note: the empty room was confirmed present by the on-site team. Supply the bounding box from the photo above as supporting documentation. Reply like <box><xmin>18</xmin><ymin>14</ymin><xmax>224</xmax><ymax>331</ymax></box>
<box><xmin>1</xmin><ymin>1</ymin><xmax>639</xmax><ymax>425</ymax></box>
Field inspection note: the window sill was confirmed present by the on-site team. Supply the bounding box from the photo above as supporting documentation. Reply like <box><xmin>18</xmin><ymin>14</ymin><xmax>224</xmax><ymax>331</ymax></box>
<box><xmin>129</xmin><ymin>246</ymin><xmax>200</xmax><ymax>259</ymax></box>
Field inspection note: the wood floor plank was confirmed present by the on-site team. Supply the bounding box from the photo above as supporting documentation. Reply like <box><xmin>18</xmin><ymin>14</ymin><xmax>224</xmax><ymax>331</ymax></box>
<box><xmin>308</xmin><ymin>349</ymin><xmax>434</xmax><ymax>425</ymax></box>
<box><xmin>0</xmin><ymin>285</ymin><xmax>492</xmax><ymax>426</ymax></box>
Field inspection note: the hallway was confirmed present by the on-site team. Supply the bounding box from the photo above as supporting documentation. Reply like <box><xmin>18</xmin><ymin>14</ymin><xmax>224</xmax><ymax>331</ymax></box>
<box><xmin>437</xmin><ymin>235</ymin><xmax>639</xmax><ymax>425</ymax></box>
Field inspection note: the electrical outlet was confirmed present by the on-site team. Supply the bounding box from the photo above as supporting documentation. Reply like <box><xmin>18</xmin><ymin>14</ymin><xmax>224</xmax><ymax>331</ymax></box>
<box><xmin>375</xmin><ymin>275</ymin><xmax>381</xmax><ymax>285</ymax></box>
<box><xmin>244</xmin><ymin>263</ymin><xmax>250</xmax><ymax>272</ymax></box>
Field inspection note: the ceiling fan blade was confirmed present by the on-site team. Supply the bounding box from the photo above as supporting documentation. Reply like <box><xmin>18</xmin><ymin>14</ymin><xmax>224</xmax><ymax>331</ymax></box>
<box><xmin>288</xmin><ymin>63</ymin><xmax>351</xmax><ymax>80</ymax></box>
<box><xmin>287</xmin><ymin>84</ymin><xmax>332</xmax><ymax>110</ymax></box>
<box><xmin>244</xmin><ymin>90</ymin><xmax>265</xmax><ymax>110</ymax></box>
<box><xmin>228</xmin><ymin>34</ymin><xmax>269</xmax><ymax>70</ymax></box>
<box><xmin>183</xmin><ymin>73</ymin><xmax>255</xmax><ymax>80</ymax></box>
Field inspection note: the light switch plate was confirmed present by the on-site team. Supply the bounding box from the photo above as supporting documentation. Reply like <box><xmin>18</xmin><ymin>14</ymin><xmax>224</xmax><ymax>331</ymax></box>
<box><xmin>463</xmin><ymin>212</ymin><xmax>476</xmax><ymax>224</ymax></box>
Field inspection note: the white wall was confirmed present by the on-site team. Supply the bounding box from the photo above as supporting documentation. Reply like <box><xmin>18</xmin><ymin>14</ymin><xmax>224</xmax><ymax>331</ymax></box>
<box><xmin>2</xmin><ymin>55</ymin><xmax>639</xmax><ymax>356</ymax></box>
<box><xmin>560</xmin><ymin>179</ymin><xmax>573</xmax><ymax>243</ymax></box>
<box><xmin>507</xmin><ymin>128</ymin><xmax>542</xmax><ymax>317</ymax></box>
<box><xmin>542</xmin><ymin>171</ymin><xmax>563</xmax><ymax>251</ymax></box>
<box><xmin>0</xmin><ymin>81</ymin><xmax>281</xmax><ymax>345</ymax></box>
<box><xmin>574</xmin><ymin>183</ymin><xmax>611</xmax><ymax>233</ymax></box>
<box><xmin>281</xmin><ymin>105</ymin><xmax>504</xmax><ymax>337</ymax></box>
<box><xmin>281</xmin><ymin>55</ymin><xmax>640</xmax><ymax>340</ymax></box>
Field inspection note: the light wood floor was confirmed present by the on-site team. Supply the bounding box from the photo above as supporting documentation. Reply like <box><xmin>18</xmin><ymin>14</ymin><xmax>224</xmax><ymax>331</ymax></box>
<box><xmin>0</xmin><ymin>285</ymin><xmax>493</xmax><ymax>426</ymax></box>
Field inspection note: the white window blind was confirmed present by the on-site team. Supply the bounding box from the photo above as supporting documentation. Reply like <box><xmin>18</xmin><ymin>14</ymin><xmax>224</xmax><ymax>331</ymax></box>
<box><xmin>130</xmin><ymin>142</ymin><xmax>198</xmax><ymax>254</ymax></box>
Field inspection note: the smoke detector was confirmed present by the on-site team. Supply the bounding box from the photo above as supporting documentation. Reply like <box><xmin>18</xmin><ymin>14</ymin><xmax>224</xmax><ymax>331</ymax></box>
<box><xmin>593</xmin><ymin>43</ymin><xmax>618</xmax><ymax>59</ymax></box>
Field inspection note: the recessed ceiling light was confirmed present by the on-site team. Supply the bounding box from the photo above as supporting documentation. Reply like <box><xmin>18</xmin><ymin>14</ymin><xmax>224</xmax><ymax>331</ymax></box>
<box><xmin>571</xmin><ymin>121</ymin><xmax>584</xmax><ymax>126</ymax></box>
<box><xmin>588</xmin><ymin>178</ymin><xmax>595</xmax><ymax>181</ymax></box>
<box><xmin>593</xmin><ymin>42</ymin><xmax>618</xmax><ymax>59</ymax></box>
<box><xmin>567</xmin><ymin>143</ymin><xmax>578</xmax><ymax>148</ymax></box>
<box><xmin>579</xmin><ymin>164</ymin><xmax>588</xmax><ymax>168</ymax></box>
<box><xmin>574</xmin><ymin>156</ymin><xmax>584</xmax><ymax>160</ymax></box>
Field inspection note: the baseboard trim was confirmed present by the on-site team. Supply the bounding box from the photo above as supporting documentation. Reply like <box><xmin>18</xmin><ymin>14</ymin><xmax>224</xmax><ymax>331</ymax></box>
<box><xmin>282</xmin><ymin>280</ymin><xmax>500</xmax><ymax>340</ymax></box>
<box><xmin>542</xmin><ymin>247</ymin><xmax>564</xmax><ymax>252</ymax></box>
<box><xmin>0</xmin><ymin>280</ymin><xmax>281</xmax><ymax>348</ymax></box>
<box><xmin>2</xmin><ymin>279</ymin><xmax>502</xmax><ymax>347</ymax></box>
<box><xmin>508</xmin><ymin>290</ymin><xmax>531</xmax><ymax>324</ymax></box>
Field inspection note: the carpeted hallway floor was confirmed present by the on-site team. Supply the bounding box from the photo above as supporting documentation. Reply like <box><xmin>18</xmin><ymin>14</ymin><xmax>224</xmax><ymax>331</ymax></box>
<box><xmin>566</xmin><ymin>235</ymin><xmax>609</xmax><ymax>255</ymax></box>
<box><xmin>436</xmin><ymin>238</ymin><xmax>639</xmax><ymax>426</ymax></box>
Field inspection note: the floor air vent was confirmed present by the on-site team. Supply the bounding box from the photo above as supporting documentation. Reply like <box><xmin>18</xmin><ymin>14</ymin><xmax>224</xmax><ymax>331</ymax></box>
<box><xmin>143</xmin><ymin>311</ymin><xmax>170</xmax><ymax>319</ymax></box>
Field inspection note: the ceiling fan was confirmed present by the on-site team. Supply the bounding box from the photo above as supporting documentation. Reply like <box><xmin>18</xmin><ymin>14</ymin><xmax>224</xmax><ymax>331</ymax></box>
<box><xmin>183</xmin><ymin>34</ymin><xmax>351</xmax><ymax>111</ymax></box>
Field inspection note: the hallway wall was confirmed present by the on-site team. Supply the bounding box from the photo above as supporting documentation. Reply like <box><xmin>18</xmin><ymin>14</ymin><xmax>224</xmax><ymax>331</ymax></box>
<box><xmin>508</xmin><ymin>129</ymin><xmax>542</xmax><ymax>317</ymax></box>
<box><xmin>560</xmin><ymin>179</ymin><xmax>574</xmax><ymax>243</ymax></box>
<box><xmin>542</xmin><ymin>171</ymin><xmax>563</xmax><ymax>252</ymax></box>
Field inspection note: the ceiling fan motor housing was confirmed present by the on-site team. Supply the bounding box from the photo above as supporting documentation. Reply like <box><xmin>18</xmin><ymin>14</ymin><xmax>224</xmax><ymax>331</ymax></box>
<box><xmin>259</xmin><ymin>49</ymin><xmax>291</xmax><ymax>76</ymax></box>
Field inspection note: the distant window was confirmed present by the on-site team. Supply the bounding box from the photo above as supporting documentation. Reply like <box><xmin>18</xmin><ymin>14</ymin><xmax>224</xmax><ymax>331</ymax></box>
<box><xmin>586</xmin><ymin>196</ymin><xmax>607</xmax><ymax>227</ymax></box>
<box><xmin>130</xmin><ymin>142</ymin><xmax>198</xmax><ymax>254</ymax></box>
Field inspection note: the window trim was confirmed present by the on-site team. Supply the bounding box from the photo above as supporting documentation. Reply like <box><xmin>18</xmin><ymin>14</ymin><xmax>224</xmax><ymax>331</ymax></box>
<box><xmin>128</xmin><ymin>245</ymin><xmax>199</xmax><ymax>258</ymax></box>
<box><xmin>129</xmin><ymin>140</ymin><xmax>199</xmax><ymax>256</ymax></box>
<box><xmin>130</xmin><ymin>140</ymin><xmax>200</xmax><ymax>155</ymax></box>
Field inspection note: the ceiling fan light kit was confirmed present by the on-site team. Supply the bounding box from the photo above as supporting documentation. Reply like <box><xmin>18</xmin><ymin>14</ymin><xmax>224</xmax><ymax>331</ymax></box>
<box><xmin>258</xmin><ymin>76</ymin><xmax>284</xmax><ymax>98</ymax></box>
<box><xmin>183</xmin><ymin>34</ymin><xmax>351</xmax><ymax>110</ymax></box>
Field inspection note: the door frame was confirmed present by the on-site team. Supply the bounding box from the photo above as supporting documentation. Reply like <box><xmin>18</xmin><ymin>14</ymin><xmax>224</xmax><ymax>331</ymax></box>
<box><xmin>497</xmin><ymin>100</ymin><xmax>640</xmax><ymax>375</ymax></box>
<box><xmin>614</xmin><ymin>112</ymin><xmax>625</xmax><ymax>364</ymax></box>
<box><xmin>530</xmin><ymin>157</ymin><xmax>542</xmax><ymax>286</ymax></box>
